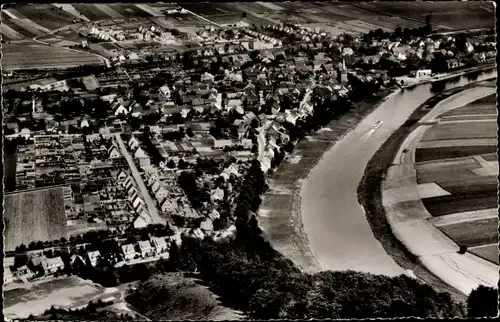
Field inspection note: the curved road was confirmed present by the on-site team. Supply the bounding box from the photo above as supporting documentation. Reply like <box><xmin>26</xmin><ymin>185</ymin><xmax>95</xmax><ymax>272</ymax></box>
<box><xmin>300</xmin><ymin>70</ymin><xmax>497</xmax><ymax>276</ymax></box>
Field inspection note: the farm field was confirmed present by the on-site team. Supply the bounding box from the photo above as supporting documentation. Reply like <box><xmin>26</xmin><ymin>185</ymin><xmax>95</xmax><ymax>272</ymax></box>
<box><xmin>415</xmin><ymin>145</ymin><xmax>497</xmax><ymax>163</ymax></box>
<box><xmin>468</xmin><ymin>244</ymin><xmax>499</xmax><ymax>265</ymax></box>
<box><xmin>420</xmin><ymin>121</ymin><xmax>497</xmax><ymax>142</ymax></box>
<box><xmin>4</xmin><ymin>186</ymin><xmax>67</xmax><ymax>252</ymax></box>
<box><xmin>415</xmin><ymin>91</ymin><xmax>498</xmax><ymax>265</ymax></box>
<box><xmin>436</xmin><ymin>217</ymin><xmax>498</xmax><ymax>247</ymax></box>
<box><xmin>355</xmin><ymin>1</ymin><xmax>494</xmax><ymax>30</ymax></box>
<box><xmin>3</xmin><ymin>41</ymin><xmax>104</xmax><ymax>70</ymax></box>
<box><xmin>422</xmin><ymin>193</ymin><xmax>497</xmax><ymax>217</ymax></box>
<box><xmin>3</xmin><ymin>276</ymin><xmax>121</xmax><ymax>320</ymax></box>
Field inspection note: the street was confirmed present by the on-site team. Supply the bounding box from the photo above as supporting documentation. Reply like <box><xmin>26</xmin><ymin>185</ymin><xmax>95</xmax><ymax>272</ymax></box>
<box><xmin>115</xmin><ymin>134</ymin><xmax>165</xmax><ymax>225</ymax></box>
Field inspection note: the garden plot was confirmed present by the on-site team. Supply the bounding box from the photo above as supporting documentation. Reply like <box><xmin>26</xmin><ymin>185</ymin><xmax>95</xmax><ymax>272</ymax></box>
<box><xmin>4</xmin><ymin>187</ymin><xmax>67</xmax><ymax>251</ymax></box>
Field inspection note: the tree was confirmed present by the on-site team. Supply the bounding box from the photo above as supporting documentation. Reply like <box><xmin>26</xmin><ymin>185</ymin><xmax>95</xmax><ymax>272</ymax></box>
<box><xmin>467</xmin><ymin>285</ymin><xmax>498</xmax><ymax>317</ymax></box>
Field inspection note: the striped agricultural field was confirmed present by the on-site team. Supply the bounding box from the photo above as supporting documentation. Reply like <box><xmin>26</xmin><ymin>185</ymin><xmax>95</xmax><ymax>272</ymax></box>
<box><xmin>8</xmin><ymin>18</ymin><xmax>51</xmax><ymax>37</ymax></box>
<box><xmin>134</xmin><ymin>4</ymin><xmax>164</xmax><ymax>17</ymax></box>
<box><xmin>56</xmin><ymin>3</ymin><xmax>91</xmax><ymax>21</ymax></box>
<box><xmin>15</xmin><ymin>5</ymin><xmax>80</xmax><ymax>30</ymax></box>
<box><xmin>468</xmin><ymin>244</ymin><xmax>499</xmax><ymax>265</ymax></box>
<box><xmin>3</xmin><ymin>9</ymin><xmax>22</xmax><ymax>19</ymax></box>
<box><xmin>0</xmin><ymin>23</ymin><xmax>25</xmax><ymax>40</ymax></box>
<box><xmin>71</xmin><ymin>4</ymin><xmax>113</xmax><ymax>20</ymax></box>
<box><xmin>92</xmin><ymin>4</ymin><xmax>124</xmax><ymax>19</ymax></box>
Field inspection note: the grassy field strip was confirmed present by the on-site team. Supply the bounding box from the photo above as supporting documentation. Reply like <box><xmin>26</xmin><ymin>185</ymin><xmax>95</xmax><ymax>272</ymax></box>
<box><xmin>419</xmin><ymin>171</ymin><xmax>496</xmax><ymax>188</ymax></box>
<box><xmin>8</xmin><ymin>19</ymin><xmax>48</xmax><ymax>37</ymax></box>
<box><xmin>134</xmin><ymin>4</ymin><xmax>164</xmax><ymax>17</ymax></box>
<box><xmin>56</xmin><ymin>4</ymin><xmax>90</xmax><ymax>22</ymax></box>
<box><xmin>93</xmin><ymin>4</ymin><xmax>124</xmax><ymax>19</ymax></box>
<box><xmin>468</xmin><ymin>244</ymin><xmax>499</xmax><ymax>265</ymax></box>
<box><xmin>3</xmin><ymin>9</ymin><xmax>21</xmax><ymax>19</ymax></box>
<box><xmin>438</xmin><ymin>119</ymin><xmax>497</xmax><ymax>124</ymax></box>
<box><xmin>416</xmin><ymin>183</ymin><xmax>451</xmax><ymax>199</ymax></box>
<box><xmin>417</xmin><ymin>138</ymin><xmax>496</xmax><ymax>149</ymax></box>
<box><xmin>415</xmin><ymin>146</ymin><xmax>497</xmax><ymax>163</ymax></box>
<box><xmin>440</xmin><ymin>115</ymin><xmax>497</xmax><ymax>122</ymax></box>
<box><xmin>481</xmin><ymin>153</ymin><xmax>498</xmax><ymax>162</ymax></box>
<box><xmin>420</xmin><ymin>122</ymin><xmax>497</xmax><ymax>141</ymax></box>
<box><xmin>255</xmin><ymin>2</ymin><xmax>285</xmax><ymax>11</ymax></box>
<box><xmin>429</xmin><ymin>208</ymin><xmax>498</xmax><ymax>227</ymax></box>
<box><xmin>422</xmin><ymin>194</ymin><xmax>497</xmax><ymax>217</ymax></box>
<box><xmin>441</xmin><ymin>106</ymin><xmax>497</xmax><ymax>116</ymax></box>
<box><xmin>0</xmin><ymin>23</ymin><xmax>25</xmax><ymax>40</ymax></box>
<box><xmin>436</xmin><ymin>218</ymin><xmax>498</xmax><ymax>247</ymax></box>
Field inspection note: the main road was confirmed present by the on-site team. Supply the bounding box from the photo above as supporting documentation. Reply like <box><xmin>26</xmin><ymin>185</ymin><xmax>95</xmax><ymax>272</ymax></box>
<box><xmin>115</xmin><ymin>133</ymin><xmax>165</xmax><ymax>225</ymax></box>
<box><xmin>299</xmin><ymin>69</ymin><xmax>497</xmax><ymax>276</ymax></box>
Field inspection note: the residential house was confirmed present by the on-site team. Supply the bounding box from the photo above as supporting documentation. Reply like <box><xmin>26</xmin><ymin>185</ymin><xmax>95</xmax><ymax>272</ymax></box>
<box><xmin>69</xmin><ymin>254</ymin><xmax>86</xmax><ymax>269</ymax></box>
<box><xmin>87</xmin><ymin>251</ymin><xmax>101</xmax><ymax>267</ymax></box>
<box><xmin>159</xmin><ymin>85</ymin><xmax>171</xmax><ymax>99</ymax></box>
<box><xmin>154</xmin><ymin>186</ymin><xmax>169</xmax><ymax>204</ymax></box>
<box><xmin>121</xmin><ymin>244</ymin><xmax>137</xmax><ymax>261</ymax></box>
<box><xmin>112</xmin><ymin>101</ymin><xmax>129</xmax><ymax>116</ymax></box>
<box><xmin>4</xmin><ymin>266</ymin><xmax>14</xmax><ymax>284</ymax></box>
<box><xmin>108</xmin><ymin>146</ymin><xmax>121</xmax><ymax>158</ymax></box>
<box><xmin>200</xmin><ymin>218</ymin><xmax>214</xmax><ymax>234</ymax></box>
<box><xmin>160</xmin><ymin>198</ymin><xmax>178</xmax><ymax>213</ymax></box>
<box><xmin>14</xmin><ymin>265</ymin><xmax>35</xmax><ymax>281</ymax></box>
<box><xmin>133</xmin><ymin>210</ymin><xmax>153</xmax><ymax>228</ymax></box>
<box><xmin>137</xmin><ymin>240</ymin><xmax>154</xmax><ymax>258</ymax></box>
<box><xmin>128</xmin><ymin>136</ymin><xmax>140</xmax><ymax>151</ymax></box>
<box><xmin>151</xmin><ymin>237</ymin><xmax>169</xmax><ymax>255</ymax></box>
<box><xmin>210</xmin><ymin>187</ymin><xmax>225</xmax><ymax>201</ymax></box>
<box><xmin>31</xmin><ymin>256</ymin><xmax>64</xmax><ymax>275</ymax></box>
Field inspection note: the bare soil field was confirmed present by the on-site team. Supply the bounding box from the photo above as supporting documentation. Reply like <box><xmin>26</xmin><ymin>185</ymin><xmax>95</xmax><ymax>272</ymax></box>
<box><xmin>416</xmin><ymin>145</ymin><xmax>497</xmax><ymax>163</ymax></box>
<box><xmin>437</xmin><ymin>217</ymin><xmax>498</xmax><ymax>248</ymax></box>
<box><xmin>4</xmin><ymin>186</ymin><xmax>67</xmax><ymax>251</ymax></box>
<box><xmin>4</xmin><ymin>276</ymin><xmax>120</xmax><ymax>320</ymax></box>
<box><xmin>3</xmin><ymin>41</ymin><xmax>104</xmax><ymax>70</ymax></box>
<box><xmin>468</xmin><ymin>244</ymin><xmax>499</xmax><ymax>265</ymax></box>
<box><xmin>422</xmin><ymin>193</ymin><xmax>497</xmax><ymax>217</ymax></box>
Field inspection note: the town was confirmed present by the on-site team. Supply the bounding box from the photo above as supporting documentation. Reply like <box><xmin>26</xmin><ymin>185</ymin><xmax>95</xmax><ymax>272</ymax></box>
<box><xmin>2</xmin><ymin>2</ymin><xmax>497</xmax><ymax>321</ymax></box>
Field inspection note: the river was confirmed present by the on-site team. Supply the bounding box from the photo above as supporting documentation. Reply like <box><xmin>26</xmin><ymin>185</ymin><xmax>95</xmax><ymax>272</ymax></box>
<box><xmin>300</xmin><ymin>69</ymin><xmax>497</xmax><ymax>276</ymax></box>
